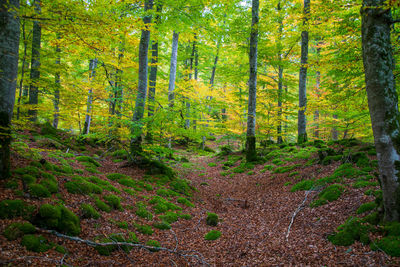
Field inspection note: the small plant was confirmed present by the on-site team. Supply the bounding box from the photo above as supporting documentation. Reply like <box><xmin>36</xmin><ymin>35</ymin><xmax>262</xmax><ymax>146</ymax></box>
<box><xmin>206</xmin><ymin>212</ymin><xmax>219</xmax><ymax>226</ymax></box>
<box><xmin>204</xmin><ymin>230</ymin><xmax>221</xmax><ymax>240</ymax></box>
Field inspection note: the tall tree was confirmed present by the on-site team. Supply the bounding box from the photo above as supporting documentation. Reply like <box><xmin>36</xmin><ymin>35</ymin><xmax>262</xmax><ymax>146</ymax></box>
<box><xmin>297</xmin><ymin>0</ymin><xmax>310</xmax><ymax>144</ymax></box>
<box><xmin>246</xmin><ymin>0</ymin><xmax>259</xmax><ymax>161</ymax></box>
<box><xmin>0</xmin><ymin>0</ymin><xmax>20</xmax><ymax>179</ymax></box>
<box><xmin>168</xmin><ymin>31</ymin><xmax>179</xmax><ymax>107</ymax></box>
<box><xmin>53</xmin><ymin>36</ymin><xmax>61</xmax><ymax>129</ymax></box>
<box><xmin>131</xmin><ymin>0</ymin><xmax>153</xmax><ymax>153</ymax></box>
<box><xmin>28</xmin><ymin>0</ymin><xmax>42</xmax><ymax>122</ymax></box>
<box><xmin>361</xmin><ymin>0</ymin><xmax>400</xmax><ymax>222</ymax></box>
<box><xmin>83</xmin><ymin>58</ymin><xmax>97</xmax><ymax>135</ymax></box>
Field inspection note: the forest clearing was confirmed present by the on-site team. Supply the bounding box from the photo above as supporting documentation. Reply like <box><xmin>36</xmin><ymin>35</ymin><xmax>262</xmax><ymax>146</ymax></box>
<box><xmin>1</xmin><ymin>0</ymin><xmax>400</xmax><ymax>266</ymax></box>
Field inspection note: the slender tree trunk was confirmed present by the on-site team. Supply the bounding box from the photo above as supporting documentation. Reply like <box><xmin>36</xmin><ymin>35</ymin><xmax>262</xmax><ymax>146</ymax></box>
<box><xmin>297</xmin><ymin>0</ymin><xmax>310</xmax><ymax>144</ymax></box>
<box><xmin>0</xmin><ymin>0</ymin><xmax>20</xmax><ymax>179</ymax></box>
<box><xmin>209</xmin><ymin>41</ymin><xmax>220</xmax><ymax>88</ymax></box>
<box><xmin>277</xmin><ymin>1</ymin><xmax>284</xmax><ymax>144</ymax></box>
<box><xmin>131</xmin><ymin>0</ymin><xmax>153</xmax><ymax>153</ymax></box>
<box><xmin>361</xmin><ymin>0</ymin><xmax>400</xmax><ymax>222</ymax></box>
<box><xmin>313</xmin><ymin>69</ymin><xmax>320</xmax><ymax>139</ymax></box>
<box><xmin>53</xmin><ymin>36</ymin><xmax>61</xmax><ymax>129</ymax></box>
<box><xmin>168</xmin><ymin>31</ymin><xmax>179</xmax><ymax>107</ymax></box>
<box><xmin>17</xmin><ymin>20</ymin><xmax>28</xmax><ymax>120</ymax></box>
<box><xmin>246</xmin><ymin>0</ymin><xmax>259</xmax><ymax>161</ymax></box>
<box><xmin>193</xmin><ymin>35</ymin><xmax>199</xmax><ymax>129</ymax></box>
<box><xmin>83</xmin><ymin>58</ymin><xmax>97</xmax><ymax>135</ymax></box>
<box><xmin>331</xmin><ymin>113</ymin><xmax>338</xmax><ymax>140</ymax></box>
<box><xmin>28</xmin><ymin>0</ymin><xmax>41</xmax><ymax>122</ymax></box>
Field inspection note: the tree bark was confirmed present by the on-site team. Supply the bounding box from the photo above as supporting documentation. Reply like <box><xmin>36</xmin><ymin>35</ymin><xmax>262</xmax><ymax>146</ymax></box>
<box><xmin>83</xmin><ymin>58</ymin><xmax>97</xmax><ymax>135</ymax></box>
<box><xmin>297</xmin><ymin>0</ymin><xmax>310</xmax><ymax>144</ymax></box>
<box><xmin>168</xmin><ymin>31</ymin><xmax>179</xmax><ymax>107</ymax></box>
<box><xmin>246</xmin><ymin>0</ymin><xmax>259</xmax><ymax>162</ymax></box>
<box><xmin>0</xmin><ymin>0</ymin><xmax>20</xmax><ymax>179</ymax></box>
<box><xmin>53</xmin><ymin>36</ymin><xmax>61</xmax><ymax>129</ymax></box>
<box><xmin>131</xmin><ymin>0</ymin><xmax>153</xmax><ymax>153</ymax></box>
<box><xmin>28</xmin><ymin>0</ymin><xmax>41</xmax><ymax>122</ymax></box>
<box><xmin>16</xmin><ymin>20</ymin><xmax>28</xmax><ymax>120</ymax></box>
<box><xmin>277</xmin><ymin>1</ymin><xmax>283</xmax><ymax>144</ymax></box>
<box><xmin>361</xmin><ymin>0</ymin><xmax>400</xmax><ymax>222</ymax></box>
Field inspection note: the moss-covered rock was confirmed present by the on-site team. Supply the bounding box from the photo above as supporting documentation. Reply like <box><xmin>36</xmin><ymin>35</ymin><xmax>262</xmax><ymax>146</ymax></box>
<box><xmin>3</xmin><ymin>222</ymin><xmax>36</xmax><ymax>240</ymax></box>
<box><xmin>135</xmin><ymin>202</ymin><xmax>153</xmax><ymax>220</ymax></box>
<box><xmin>0</xmin><ymin>199</ymin><xmax>35</xmax><ymax>219</ymax></box>
<box><xmin>95</xmin><ymin>198</ymin><xmax>111</xmax><ymax>212</ymax></box>
<box><xmin>21</xmin><ymin>234</ymin><xmax>52</xmax><ymax>252</ymax></box>
<box><xmin>103</xmin><ymin>194</ymin><xmax>122</xmax><ymax>211</ymax></box>
<box><xmin>206</xmin><ymin>212</ymin><xmax>219</xmax><ymax>226</ymax></box>
<box><xmin>356</xmin><ymin>201</ymin><xmax>377</xmax><ymax>214</ymax></box>
<box><xmin>80</xmin><ymin>203</ymin><xmax>100</xmax><ymax>219</ymax></box>
<box><xmin>28</xmin><ymin>183</ymin><xmax>51</xmax><ymax>198</ymax></box>
<box><xmin>372</xmin><ymin>236</ymin><xmax>400</xmax><ymax>257</ymax></box>
<box><xmin>64</xmin><ymin>176</ymin><xmax>102</xmax><ymax>195</ymax></box>
<box><xmin>328</xmin><ymin>217</ymin><xmax>370</xmax><ymax>246</ymax></box>
<box><xmin>159</xmin><ymin>211</ymin><xmax>178</xmax><ymax>224</ymax></box>
<box><xmin>204</xmin><ymin>230</ymin><xmax>221</xmax><ymax>240</ymax></box>
<box><xmin>290</xmin><ymin>180</ymin><xmax>314</xmax><ymax>192</ymax></box>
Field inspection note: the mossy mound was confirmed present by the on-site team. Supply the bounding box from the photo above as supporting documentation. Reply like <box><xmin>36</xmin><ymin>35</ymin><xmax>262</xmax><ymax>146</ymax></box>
<box><xmin>21</xmin><ymin>234</ymin><xmax>52</xmax><ymax>252</ymax></box>
<box><xmin>106</xmin><ymin>173</ymin><xmax>127</xmax><ymax>181</ymax></box>
<box><xmin>65</xmin><ymin>176</ymin><xmax>103</xmax><ymax>195</ymax></box>
<box><xmin>146</xmin><ymin>240</ymin><xmax>161</xmax><ymax>252</ymax></box>
<box><xmin>76</xmin><ymin>156</ymin><xmax>101</xmax><ymax>167</ymax></box>
<box><xmin>34</xmin><ymin>204</ymin><xmax>81</xmax><ymax>236</ymax></box>
<box><xmin>153</xmin><ymin>221</ymin><xmax>171</xmax><ymax>230</ymax></box>
<box><xmin>232</xmin><ymin>162</ymin><xmax>255</xmax><ymax>174</ymax></box>
<box><xmin>94</xmin><ymin>198</ymin><xmax>111</xmax><ymax>212</ymax></box>
<box><xmin>205</xmin><ymin>230</ymin><xmax>221</xmax><ymax>240</ymax></box>
<box><xmin>80</xmin><ymin>203</ymin><xmax>100</xmax><ymax>219</ymax></box>
<box><xmin>135</xmin><ymin>202</ymin><xmax>153</xmax><ymax>220</ymax></box>
<box><xmin>149</xmin><ymin>196</ymin><xmax>181</xmax><ymax>214</ymax></box>
<box><xmin>159</xmin><ymin>211</ymin><xmax>179</xmax><ymax>224</ymax></box>
<box><xmin>328</xmin><ymin>217</ymin><xmax>371</xmax><ymax>246</ymax></box>
<box><xmin>3</xmin><ymin>222</ymin><xmax>36</xmax><ymax>241</ymax></box>
<box><xmin>103</xmin><ymin>194</ymin><xmax>122</xmax><ymax>211</ymax></box>
<box><xmin>356</xmin><ymin>202</ymin><xmax>377</xmax><ymax>214</ymax></box>
<box><xmin>383</xmin><ymin>221</ymin><xmax>400</xmax><ymax>236</ymax></box>
<box><xmin>28</xmin><ymin>183</ymin><xmax>51</xmax><ymax>198</ymax></box>
<box><xmin>290</xmin><ymin>180</ymin><xmax>314</xmax><ymax>192</ymax></box>
<box><xmin>177</xmin><ymin>197</ymin><xmax>194</xmax><ymax>207</ymax></box>
<box><xmin>169</xmin><ymin>178</ymin><xmax>192</xmax><ymax>196</ymax></box>
<box><xmin>206</xmin><ymin>212</ymin><xmax>219</xmax><ymax>226</ymax></box>
<box><xmin>273</xmin><ymin>164</ymin><xmax>300</xmax><ymax>174</ymax></box>
<box><xmin>0</xmin><ymin>199</ymin><xmax>35</xmax><ymax>219</ymax></box>
<box><xmin>134</xmin><ymin>223</ymin><xmax>154</xmax><ymax>235</ymax></box>
<box><xmin>372</xmin><ymin>236</ymin><xmax>400</xmax><ymax>257</ymax></box>
<box><xmin>310</xmin><ymin>184</ymin><xmax>345</xmax><ymax>207</ymax></box>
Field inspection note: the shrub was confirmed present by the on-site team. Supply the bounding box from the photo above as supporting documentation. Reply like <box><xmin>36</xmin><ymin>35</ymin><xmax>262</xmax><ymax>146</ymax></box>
<box><xmin>3</xmin><ymin>222</ymin><xmax>36</xmax><ymax>240</ymax></box>
<box><xmin>80</xmin><ymin>203</ymin><xmax>100</xmax><ymax>219</ymax></box>
<box><xmin>95</xmin><ymin>199</ymin><xmax>111</xmax><ymax>212</ymax></box>
<box><xmin>290</xmin><ymin>180</ymin><xmax>314</xmax><ymax>192</ymax></box>
<box><xmin>205</xmin><ymin>230</ymin><xmax>221</xmax><ymax>240</ymax></box>
<box><xmin>76</xmin><ymin>156</ymin><xmax>100</xmax><ymax>167</ymax></box>
<box><xmin>21</xmin><ymin>234</ymin><xmax>51</xmax><ymax>252</ymax></box>
<box><xmin>0</xmin><ymin>199</ymin><xmax>34</xmax><ymax>219</ymax></box>
<box><xmin>28</xmin><ymin>184</ymin><xmax>51</xmax><ymax>198</ymax></box>
<box><xmin>206</xmin><ymin>213</ymin><xmax>219</xmax><ymax>226</ymax></box>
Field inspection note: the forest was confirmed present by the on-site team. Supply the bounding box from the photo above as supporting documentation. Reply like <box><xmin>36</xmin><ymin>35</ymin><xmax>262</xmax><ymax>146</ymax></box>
<box><xmin>1</xmin><ymin>0</ymin><xmax>400</xmax><ymax>265</ymax></box>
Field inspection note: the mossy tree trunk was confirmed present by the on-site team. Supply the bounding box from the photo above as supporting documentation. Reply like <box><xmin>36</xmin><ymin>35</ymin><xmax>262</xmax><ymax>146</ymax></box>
<box><xmin>361</xmin><ymin>0</ymin><xmax>400</xmax><ymax>222</ymax></box>
<box><xmin>0</xmin><ymin>0</ymin><xmax>20</xmax><ymax>179</ymax></box>
<box><xmin>246</xmin><ymin>0</ymin><xmax>259</xmax><ymax>162</ymax></box>
<box><xmin>297</xmin><ymin>0</ymin><xmax>310</xmax><ymax>144</ymax></box>
<box><xmin>130</xmin><ymin>0</ymin><xmax>153</xmax><ymax>154</ymax></box>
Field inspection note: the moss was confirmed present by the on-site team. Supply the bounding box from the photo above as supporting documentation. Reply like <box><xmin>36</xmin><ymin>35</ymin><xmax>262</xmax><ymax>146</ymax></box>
<box><xmin>123</xmin><ymin>188</ymin><xmax>136</xmax><ymax>196</ymax></box>
<box><xmin>40</xmin><ymin>179</ymin><xmax>58</xmax><ymax>193</ymax></box>
<box><xmin>95</xmin><ymin>199</ymin><xmax>111</xmax><ymax>212</ymax></box>
<box><xmin>149</xmin><ymin>196</ymin><xmax>180</xmax><ymax>214</ymax></box>
<box><xmin>204</xmin><ymin>230</ymin><xmax>221</xmax><ymax>240</ymax></box>
<box><xmin>134</xmin><ymin>223</ymin><xmax>154</xmax><ymax>235</ymax></box>
<box><xmin>88</xmin><ymin>176</ymin><xmax>110</xmax><ymax>186</ymax></box>
<box><xmin>177</xmin><ymin>197</ymin><xmax>194</xmax><ymax>207</ymax></box>
<box><xmin>179</xmin><ymin>213</ymin><xmax>192</xmax><ymax>220</ymax></box>
<box><xmin>116</xmin><ymin>221</ymin><xmax>129</xmax><ymax>229</ymax></box>
<box><xmin>65</xmin><ymin>177</ymin><xmax>102</xmax><ymax>195</ymax></box>
<box><xmin>135</xmin><ymin>202</ymin><xmax>153</xmax><ymax>220</ymax></box>
<box><xmin>327</xmin><ymin>217</ymin><xmax>370</xmax><ymax>246</ymax></box>
<box><xmin>356</xmin><ymin>201</ymin><xmax>377</xmax><ymax>214</ymax></box>
<box><xmin>232</xmin><ymin>162</ymin><xmax>255</xmax><ymax>173</ymax></box>
<box><xmin>22</xmin><ymin>174</ymin><xmax>36</xmax><ymax>184</ymax></box>
<box><xmin>15</xmin><ymin>166</ymin><xmax>40</xmax><ymax>177</ymax></box>
<box><xmin>289</xmin><ymin>171</ymin><xmax>300</xmax><ymax>177</ymax></box>
<box><xmin>28</xmin><ymin>184</ymin><xmax>51</xmax><ymax>198</ymax></box>
<box><xmin>220</xmin><ymin>171</ymin><xmax>229</xmax><ymax>176</ymax></box>
<box><xmin>146</xmin><ymin>240</ymin><xmax>161</xmax><ymax>252</ymax></box>
<box><xmin>55</xmin><ymin>245</ymin><xmax>67</xmax><ymax>254</ymax></box>
<box><xmin>208</xmin><ymin>162</ymin><xmax>217</xmax><ymax>167</ymax></box>
<box><xmin>271</xmin><ymin>158</ymin><xmax>284</xmax><ymax>166</ymax></box>
<box><xmin>373</xmin><ymin>236</ymin><xmax>400</xmax><ymax>257</ymax></box>
<box><xmin>157</xmin><ymin>188</ymin><xmax>178</xmax><ymax>197</ymax></box>
<box><xmin>353</xmin><ymin>181</ymin><xmax>378</xmax><ymax>188</ymax></box>
<box><xmin>362</xmin><ymin>211</ymin><xmax>380</xmax><ymax>225</ymax></box>
<box><xmin>170</xmin><ymin>178</ymin><xmax>192</xmax><ymax>196</ymax></box>
<box><xmin>35</xmin><ymin>204</ymin><xmax>80</xmax><ymax>236</ymax></box>
<box><xmin>284</xmin><ymin>181</ymin><xmax>292</xmax><ymax>186</ymax></box>
<box><xmin>106</xmin><ymin>173</ymin><xmax>127</xmax><ymax>181</ymax></box>
<box><xmin>95</xmin><ymin>233</ymin><xmax>138</xmax><ymax>255</ymax></box>
<box><xmin>311</xmin><ymin>184</ymin><xmax>344</xmax><ymax>207</ymax></box>
<box><xmin>5</xmin><ymin>179</ymin><xmax>19</xmax><ymax>189</ymax></box>
<box><xmin>104</xmin><ymin>194</ymin><xmax>122</xmax><ymax>211</ymax></box>
<box><xmin>21</xmin><ymin>234</ymin><xmax>52</xmax><ymax>252</ymax></box>
<box><xmin>263</xmin><ymin>165</ymin><xmax>274</xmax><ymax>171</ymax></box>
<box><xmin>206</xmin><ymin>212</ymin><xmax>219</xmax><ymax>226</ymax></box>
<box><xmin>159</xmin><ymin>211</ymin><xmax>179</xmax><ymax>224</ymax></box>
<box><xmin>76</xmin><ymin>156</ymin><xmax>100</xmax><ymax>167</ymax></box>
<box><xmin>331</xmin><ymin>163</ymin><xmax>363</xmax><ymax>179</ymax></box>
<box><xmin>3</xmin><ymin>222</ymin><xmax>36</xmax><ymax>240</ymax></box>
<box><xmin>273</xmin><ymin>164</ymin><xmax>300</xmax><ymax>174</ymax></box>
<box><xmin>153</xmin><ymin>221</ymin><xmax>171</xmax><ymax>230</ymax></box>
<box><xmin>80</xmin><ymin>203</ymin><xmax>100</xmax><ymax>219</ymax></box>
<box><xmin>290</xmin><ymin>180</ymin><xmax>314</xmax><ymax>192</ymax></box>
<box><xmin>111</xmin><ymin>149</ymin><xmax>128</xmax><ymax>159</ymax></box>
<box><xmin>384</xmin><ymin>221</ymin><xmax>400</xmax><ymax>236</ymax></box>
<box><xmin>41</xmin><ymin>172</ymin><xmax>56</xmax><ymax>181</ymax></box>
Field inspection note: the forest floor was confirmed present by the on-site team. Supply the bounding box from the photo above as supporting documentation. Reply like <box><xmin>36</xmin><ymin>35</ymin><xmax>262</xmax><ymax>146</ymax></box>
<box><xmin>1</xmin><ymin>125</ymin><xmax>399</xmax><ymax>266</ymax></box>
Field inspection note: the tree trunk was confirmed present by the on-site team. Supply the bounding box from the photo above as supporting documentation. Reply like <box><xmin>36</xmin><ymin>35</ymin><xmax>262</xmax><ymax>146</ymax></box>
<box><xmin>361</xmin><ymin>0</ymin><xmax>400</xmax><ymax>222</ymax></box>
<box><xmin>83</xmin><ymin>58</ymin><xmax>98</xmax><ymax>135</ymax></box>
<box><xmin>332</xmin><ymin>113</ymin><xmax>338</xmax><ymax>140</ymax></box>
<box><xmin>313</xmin><ymin>44</ymin><xmax>321</xmax><ymax>139</ymax></box>
<box><xmin>246</xmin><ymin>0</ymin><xmax>259</xmax><ymax>162</ymax></box>
<box><xmin>277</xmin><ymin>1</ymin><xmax>283</xmax><ymax>144</ymax></box>
<box><xmin>131</xmin><ymin>0</ymin><xmax>153</xmax><ymax>153</ymax></box>
<box><xmin>0</xmin><ymin>0</ymin><xmax>20</xmax><ymax>179</ymax></box>
<box><xmin>168</xmin><ymin>31</ymin><xmax>179</xmax><ymax>107</ymax></box>
<box><xmin>28</xmin><ymin>0</ymin><xmax>41</xmax><ymax>122</ymax></box>
<box><xmin>53</xmin><ymin>36</ymin><xmax>61</xmax><ymax>129</ymax></box>
<box><xmin>16</xmin><ymin>20</ymin><xmax>28</xmax><ymax>120</ymax></box>
<box><xmin>297</xmin><ymin>0</ymin><xmax>310</xmax><ymax>144</ymax></box>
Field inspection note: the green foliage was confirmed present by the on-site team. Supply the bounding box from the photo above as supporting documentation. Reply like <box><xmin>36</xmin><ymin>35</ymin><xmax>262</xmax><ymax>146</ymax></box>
<box><xmin>263</xmin><ymin>164</ymin><xmax>274</xmax><ymax>171</ymax></box>
<box><xmin>21</xmin><ymin>234</ymin><xmax>52</xmax><ymax>252</ymax></box>
<box><xmin>353</xmin><ymin>181</ymin><xmax>378</xmax><ymax>188</ymax></box>
<box><xmin>146</xmin><ymin>240</ymin><xmax>161</xmax><ymax>252</ymax></box>
<box><xmin>22</xmin><ymin>174</ymin><xmax>37</xmax><ymax>184</ymax></box>
<box><xmin>331</xmin><ymin>163</ymin><xmax>363</xmax><ymax>179</ymax></box>
<box><xmin>273</xmin><ymin>164</ymin><xmax>300</xmax><ymax>174</ymax></box>
<box><xmin>134</xmin><ymin>223</ymin><xmax>154</xmax><ymax>235</ymax></box>
<box><xmin>383</xmin><ymin>222</ymin><xmax>400</xmax><ymax>236</ymax></box>
<box><xmin>290</xmin><ymin>180</ymin><xmax>314</xmax><ymax>192</ymax></box>
<box><xmin>14</xmin><ymin>166</ymin><xmax>40</xmax><ymax>177</ymax></box>
<box><xmin>177</xmin><ymin>197</ymin><xmax>195</xmax><ymax>207</ymax></box>
<box><xmin>5</xmin><ymin>179</ymin><xmax>19</xmax><ymax>189</ymax></box>
<box><xmin>116</xmin><ymin>221</ymin><xmax>129</xmax><ymax>229</ymax></box>
<box><xmin>95</xmin><ymin>233</ymin><xmax>138</xmax><ymax>255</ymax></box>
<box><xmin>232</xmin><ymin>162</ymin><xmax>255</xmax><ymax>173</ymax></box>
<box><xmin>76</xmin><ymin>156</ymin><xmax>101</xmax><ymax>167</ymax></box>
<box><xmin>206</xmin><ymin>212</ymin><xmax>219</xmax><ymax>226</ymax></box>
<box><xmin>271</xmin><ymin>158</ymin><xmax>284</xmax><ymax>166</ymax></box>
<box><xmin>104</xmin><ymin>194</ymin><xmax>122</xmax><ymax>210</ymax></box>
<box><xmin>55</xmin><ymin>245</ymin><xmax>67</xmax><ymax>254</ymax></box>
<box><xmin>0</xmin><ymin>199</ymin><xmax>34</xmax><ymax>219</ymax></box>
<box><xmin>95</xmin><ymin>198</ymin><xmax>111</xmax><ymax>212</ymax></box>
<box><xmin>80</xmin><ymin>203</ymin><xmax>101</xmax><ymax>219</ymax></box>
<box><xmin>111</xmin><ymin>149</ymin><xmax>128</xmax><ymax>159</ymax></box>
<box><xmin>179</xmin><ymin>213</ymin><xmax>192</xmax><ymax>220</ymax></box>
<box><xmin>149</xmin><ymin>196</ymin><xmax>181</xmax><ymax>214</ymax></box>
<box><xmin>356</xmin><ymin>201</ymin><xmax>377</xmax><ymax>214</ymax></box>
<box><xmin>218</xmin><ymin>145</ymin><xmax>233</xmax><ymax>156</ymax></box>
<box><xmin>35</xmin><ymin>204</ymin><xmax>81</xmax><ymax>236</ymax></box>
<box><xmin>372</xmin><ymin>236</ymin><xmax>400</xmax><ymax>257</ymax></box>
<box><xmin>135</xmin><ymin>202</ymin><xmax>153</xmax><ymax>220</ymax></box>
<box><xmin>328</xmin><ymin>217</ymin><xmax>370</xmax><ymax>246</ymax></box>
<box><xmin>156</xmin><ymin>188</ymin><xmax>178</xmax><ymax>197</ymax></box>
<box><xmin>204</xmin><ymin>230</ymin><xmax>221</xmax><ymax>240</ymax></box>
<box><xmin>3</xmin><ymin>222</ymin><xmax>36</xmax><ymax>240</ymax></box>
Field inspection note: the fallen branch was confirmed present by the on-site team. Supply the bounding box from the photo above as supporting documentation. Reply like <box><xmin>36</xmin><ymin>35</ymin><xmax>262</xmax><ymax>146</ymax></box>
<box><xmin>38</xmin><ymin>228</ymin><xmax>210</xmax><ymax>266</ymax></box>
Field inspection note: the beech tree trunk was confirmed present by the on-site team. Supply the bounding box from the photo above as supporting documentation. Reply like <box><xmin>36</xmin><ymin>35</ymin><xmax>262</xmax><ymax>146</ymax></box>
<box><xmin>53</xmin><ymin>36</ymin><xmax>61</xmax><ymax>129</ymax></box>
<box><xmin>168</xmin><ymin>31</ymin><xmax>179</xmax><ymax>107</ymax></box>
<box><xmin>246</xmin><ymin>0</ymin><xmax>259</xmax><ymax>162</ymax></box>
<box><xmin>83</xmin><ymin>58</ymin><xmax>97</xmax><ymax>135</ymax></box>
<box><xmin>28</xmin><ymin>0</ymin><xmax>42</xmax><ymax>122</ymax></box>
<box><xmin>277</xmin><ymin>1</ymin><xmax>283</xmax><ymax>144</ymax></box>
<box><xmin>0</xmin><ymin>0</ymin><xmax>20</xmax><ymax>179</ymax></box>
<box><xmin>297</xmin><ymin>0</ymin><xmax>310</xmax><ymax>144</ymax></box>
<box><xmin>16</xmin><ymin>20</ymin><xmax>28</xmax><ymax>120</ymax></box>
<box><xmin>332</xmin><ymin>113</ymin><xmax>338</xmax><ymax>140</ymax></box>
<box><xmin>361</xmin><ymin>0</ymin><xmax>400</xmax><ymax>222</ymax></box>
<box><xmin>131</xmin><ymin>0</ymin><xmax>153</xmax><ymax>153</ymax></box>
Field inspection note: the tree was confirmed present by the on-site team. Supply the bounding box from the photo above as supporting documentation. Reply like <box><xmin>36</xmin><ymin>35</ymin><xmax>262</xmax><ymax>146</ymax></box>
<box><xmin>246</xmin><ymin>0</ymin><xmax>259</xmax><ymax>162</ymax></box>
<box><xmin>53</xmin><ymin>35</ymin><xmax>61</xmax><ymax>129</ymax></box>
<box><xmin>297</xmin><ymin>0</ymin><xmax>310</xmax><ymax>144</ymax></box>
<box><xmin>0</xmin><ymin>0</ymin><xmax>20</xmax><ymax>179</ymax></box>
<box><xmin>131</xmin><ymin>0</ymin><xmax>153</xmax><ymax>153</ymax></box>
<box><xmin>28</xmin><ymin>0</ymin><xmax>42</xmax><ymax>122</ymax></box>
<box><xmin>83</xmin><ymin>58</ymin><xmax>98</xmax><ymax>135</ymax></box>
<box><xmin>361</xmin><ymin>0</ymin><xmax>400</xmax><ymax>222</ymax></box>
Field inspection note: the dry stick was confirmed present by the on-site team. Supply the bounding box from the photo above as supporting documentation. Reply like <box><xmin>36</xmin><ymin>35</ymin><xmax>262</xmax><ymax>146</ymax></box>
<box><xmin>285</xmin><ymin>189</ymin><xmax>313</xmax><ymax>242</ymax></box>
<box><xmin>38</xmin><ymin>228</ymin><xmax>210</xmax><ymax>266</ymax></box>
